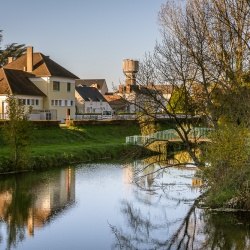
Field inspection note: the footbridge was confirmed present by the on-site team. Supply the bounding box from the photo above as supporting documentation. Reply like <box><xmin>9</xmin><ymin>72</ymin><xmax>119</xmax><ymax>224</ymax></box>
<box><xmin>126</xmin><ymin>127</ymin><xmax>212</xmax><ymax>146</ymax></box>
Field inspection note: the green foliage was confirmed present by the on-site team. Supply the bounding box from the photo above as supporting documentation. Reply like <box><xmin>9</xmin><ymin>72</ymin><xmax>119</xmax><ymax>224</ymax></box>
<box><xmin>2</xmin><ymin>93</ymin><xmax>32</xmax><ymax>171</ymax></box>
<box><xmin>167</xmin><ymin>85</ymin><xmax>194</xmax><ymax>114</ymax></box>
<box><xmin>138</xmin><ymin>113</ymin><xmax>156</xmax><ymax>136</ymax></box>
<box><xmin>0</xmin><ymin>30</ymin><xmax>26</xmax><ymax>67</ymax></box>
<box><xmin>202</xmin><ymin>122</ymin><xmax>250</xmax><ymax>209</ymax></box>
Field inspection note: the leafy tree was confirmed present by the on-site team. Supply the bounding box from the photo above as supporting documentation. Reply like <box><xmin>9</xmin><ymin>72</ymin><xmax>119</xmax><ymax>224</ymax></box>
<box><xmin>0</xmin><ymin>30</ymin><xmax>26</xmax><ymax>67</ymax></box>
<box><xmin>202</xmin><ymin>122</ymin><xmax>250</xmax><ymax>209</ymax></box>
<box><xmin>2</xmin><ymin>92</ymin><xmax>32</xmax><ymax>171</ymax></box>
<box><xmin>132</xmin><ymin>0</ymin><xmax>250</xmax><ymax>208</ymax></box>
<box><xmin>167</xmin><ymin>85</ymin><xmax>194</xmax><ymax>114</ymax></box>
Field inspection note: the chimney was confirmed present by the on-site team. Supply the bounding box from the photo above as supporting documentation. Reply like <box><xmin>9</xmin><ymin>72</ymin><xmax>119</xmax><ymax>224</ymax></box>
<box><xmin>27</xmin><ymin>46</ymin><xmax>33</xmax><ymax>72</ymax></box>
<box><xmin>8</xmin><ymin>57</ymin><xmax>13</xmax><ymax>64</ymax></box>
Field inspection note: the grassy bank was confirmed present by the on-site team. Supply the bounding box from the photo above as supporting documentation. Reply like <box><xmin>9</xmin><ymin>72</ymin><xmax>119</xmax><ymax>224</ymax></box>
<box><xmin>0</xmin><ymin>123</ymin><xmax>155</xmax><ymax>173</ymax></box>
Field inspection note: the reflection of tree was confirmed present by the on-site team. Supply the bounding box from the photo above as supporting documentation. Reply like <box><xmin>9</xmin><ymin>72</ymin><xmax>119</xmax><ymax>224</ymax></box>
<box><xmin>132</xmin><ymin>153</ymin><xmax>197</xmax><ymax>192</ymax></box>
<box><xmin>111</xmin><ymin>158</ymin><xmax>250</xmax><ymax>249</ymax></box>
<box><xmin>110</xmin><ymin>198</ymin><xmax>250</xmax><ymax>249</ymax></box>
<box><xmin>0</xmin><ymin>167</ymin><xmax>75</xmax><ymax>250</ymax></box>
<box><xmin>109</xmin><ymin>201</ymin><xmax>170</xmax><ymax>250</ymax></box>
<box><xmin>201</xmin><ymin>211</ymin><xmax>250</xmax><ymax>249</ymax></box>
<box><xmin>0</xmin><ymin>176</ymin><xmax>32</xmax><ymax>250</ymax></box>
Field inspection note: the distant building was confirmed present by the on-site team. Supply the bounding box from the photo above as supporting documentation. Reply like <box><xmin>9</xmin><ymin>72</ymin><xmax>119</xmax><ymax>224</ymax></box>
<box><xmin>104</xmin><ymin>94</ymin><xmax>127</xmax><ymax>112</ymax></box>
<box><xmin>75</xmin><ymin>79</ymin><xmax>108</xmax><ymax>95</ymax></box>
<box><xmin>75</xmin><ymin>85</ymin><xmax>112</xmax><ymax>113</ymax></box>
<box><xmin>116</xmin><ymin>59</ymin><xmax>174</xmax><ymax>113</ymax></box>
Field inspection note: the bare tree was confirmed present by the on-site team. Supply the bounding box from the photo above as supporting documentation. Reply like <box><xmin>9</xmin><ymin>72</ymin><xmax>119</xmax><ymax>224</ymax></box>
<box><xmin>128</xmin><ymin>0</ymin><xmax>250</xmax><ymax>168</ymax></box>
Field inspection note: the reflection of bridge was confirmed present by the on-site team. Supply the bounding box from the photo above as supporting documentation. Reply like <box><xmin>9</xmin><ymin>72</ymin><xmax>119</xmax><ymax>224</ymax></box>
<box><xmin>126</xmin><ymin>127</ymin><xmax>212</xmax><ymax>146</ymax></box>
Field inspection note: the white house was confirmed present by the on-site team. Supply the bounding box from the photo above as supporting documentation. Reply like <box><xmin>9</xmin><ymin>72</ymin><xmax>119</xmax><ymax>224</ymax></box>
<box><xmin>75</xmin><ymin>85</ymin><xmax>112</xmax><ymax>114</ymax></box>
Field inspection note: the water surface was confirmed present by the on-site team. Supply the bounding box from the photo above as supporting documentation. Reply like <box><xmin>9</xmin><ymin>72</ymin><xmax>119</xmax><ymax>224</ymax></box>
<box><xmin>0</xmin><ymin>158</ymin><xmax>249</xmax><ymax>249</ymax></box>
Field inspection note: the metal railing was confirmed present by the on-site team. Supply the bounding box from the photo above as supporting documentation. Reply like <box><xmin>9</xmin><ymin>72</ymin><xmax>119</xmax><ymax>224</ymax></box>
<box><xmin>126</xmin><ymin>127</ymin><xmax>213</xmax><ymax>145</ymax></box>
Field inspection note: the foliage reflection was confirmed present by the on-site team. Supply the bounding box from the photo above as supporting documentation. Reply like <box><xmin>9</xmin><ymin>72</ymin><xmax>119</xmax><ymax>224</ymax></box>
<box><xmin>0</xmin><ymin>167</ymin><xmax>75</xmax><ymax>250</ymax></box>
<box><xmin>110</xmin><ymin>157</ymin><xmax>250</xmax><ymax>250</ymax></box>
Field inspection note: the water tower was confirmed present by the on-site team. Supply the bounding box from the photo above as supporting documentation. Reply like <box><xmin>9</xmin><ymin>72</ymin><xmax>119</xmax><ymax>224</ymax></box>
<box><xmin>123</xmin><ymin>59</ymin><xmax>139</xmax><ymax>85</ymax></box>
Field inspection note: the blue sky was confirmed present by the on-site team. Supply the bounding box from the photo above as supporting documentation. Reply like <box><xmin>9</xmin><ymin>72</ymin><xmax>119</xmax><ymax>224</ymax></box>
<box><xmin>1</xmin><ymin>0</ymin><xmax>165</xmax><ymax>90</ymax></box>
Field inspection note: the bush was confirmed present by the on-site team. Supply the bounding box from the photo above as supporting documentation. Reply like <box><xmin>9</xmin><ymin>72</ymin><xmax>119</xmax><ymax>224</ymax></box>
<box><xmin>202</xmin><ymin>123</ymin><xmax>250</xmax><ymax>209</ymax></box>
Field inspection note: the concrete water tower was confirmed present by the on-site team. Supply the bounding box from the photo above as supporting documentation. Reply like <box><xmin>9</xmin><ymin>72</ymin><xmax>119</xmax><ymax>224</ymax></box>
<box><xmin>123</xmin><ymin>59</ymin><xmax>139</xmax><ymax>85</ymax></box>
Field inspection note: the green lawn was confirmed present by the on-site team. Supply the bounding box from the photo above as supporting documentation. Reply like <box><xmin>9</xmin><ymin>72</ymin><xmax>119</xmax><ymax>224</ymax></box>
<box><xmin>0</xmin><ymin>124</ymin><xmax>143</xmax><ymax>171</ymax></box>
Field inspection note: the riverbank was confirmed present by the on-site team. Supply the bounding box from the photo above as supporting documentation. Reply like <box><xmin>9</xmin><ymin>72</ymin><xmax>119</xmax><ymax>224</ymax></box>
<box><xmin>0</xmin><ymin>123</ymin><xmax>156</xmax><ymax>173</ymax></box>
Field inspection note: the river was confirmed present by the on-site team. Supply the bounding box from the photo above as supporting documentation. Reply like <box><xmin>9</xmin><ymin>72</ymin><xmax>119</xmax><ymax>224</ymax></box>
<box><xmin>0</xmin><ymin>156</ymin><xmax>249</xmax><ymax>250</ymax></box>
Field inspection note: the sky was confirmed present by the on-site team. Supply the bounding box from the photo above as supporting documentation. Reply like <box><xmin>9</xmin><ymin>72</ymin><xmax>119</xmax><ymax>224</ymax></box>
<box><xmin>1</xmin><ymin>0</ymin><xmax>166</xmax><ymax>90</ymax></box>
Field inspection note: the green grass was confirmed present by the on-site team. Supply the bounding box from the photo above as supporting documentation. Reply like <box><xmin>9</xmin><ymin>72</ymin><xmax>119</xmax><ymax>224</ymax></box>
<box><xmin>0</xmin><ymin>124</ymin><xmax>151</xmax><ymax>172</ymax></box>
<box><xmin>0</xmin><ymin>121</ymin><xmax>172</xmax><ymax>172</ymax></box>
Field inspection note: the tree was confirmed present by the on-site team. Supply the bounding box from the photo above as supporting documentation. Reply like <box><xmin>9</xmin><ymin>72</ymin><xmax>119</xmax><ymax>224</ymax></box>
<box><xmin>167</xmin><ymin>84</ymin><xmax>194</xmax><ymax>114</ymax></box>
<box><xmin>0</xmin><ymin>30</ymin><xmax>26</xmax><ymax>67</ymax></box>
<box><xmin>2</xmin><ymin>93</ymin><xmax>32</xmax><ymax>171</ymax></box>
<box><xmin>131</xmin><ymin>0</ymin><xmax>250</xmax><ymax>208</ymax></box>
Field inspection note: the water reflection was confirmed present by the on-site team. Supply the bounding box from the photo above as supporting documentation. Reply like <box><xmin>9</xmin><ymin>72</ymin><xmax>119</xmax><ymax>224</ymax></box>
<box><xmin>0</xmin><ymin>167</ymin><xmax>75</xmax><ymax>249</ymax></box>
<box><xmin>0</xmin><ymin>159</ymin><xmax>249</xmax><ymax>249</ymax></box>
<box><xmin>111</xmin><ymin>157</ymin><xmax>250</xmax><ymax>250</ymax></box>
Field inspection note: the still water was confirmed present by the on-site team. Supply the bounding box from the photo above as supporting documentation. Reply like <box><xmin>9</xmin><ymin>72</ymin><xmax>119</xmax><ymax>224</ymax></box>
<box><xmin>0</xmin><ymin>157</ymin><xmax>249</xmax><ymax>250</ymax></box>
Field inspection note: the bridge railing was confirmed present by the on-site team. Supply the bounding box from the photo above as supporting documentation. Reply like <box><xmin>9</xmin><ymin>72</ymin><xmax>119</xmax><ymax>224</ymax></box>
<box><xmin>126</xmin><ymin>127</ymin><xmax>212</xmax><ymax>145</ymax></box>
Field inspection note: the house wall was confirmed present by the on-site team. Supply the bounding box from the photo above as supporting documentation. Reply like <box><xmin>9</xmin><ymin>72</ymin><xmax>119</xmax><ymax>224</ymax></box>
<box><xmin>30</xmin><ymin>77</ymin><xmax>76</xmax><ymax>122</ymax></box>
<box><xmin>0</xmin><ymin>94</ymin><xmax>44</xmax><ymax>119</ymax></box>
<box><xmin>0</xmin><ymin>96</ymin><xmax>7</xmax><ymax>119</ymax></box>
<box><xmin>84</xmin><ymin>100</ymin><xmax>111</xmax><ymax>113</ymax></box>
<box><xmin>75</xmin><ymin>91</ymin><xmax>85</xmax><ymax>114</ymax></box>
<box><xmin>100</xmin><ymin>81</ymin><xmax>108</xmax><ymax>95</ymax></box>
<box><xmin>75</xmin><ymin>91</ymin><xmax>112</xmax><ymax>113</ymax></box>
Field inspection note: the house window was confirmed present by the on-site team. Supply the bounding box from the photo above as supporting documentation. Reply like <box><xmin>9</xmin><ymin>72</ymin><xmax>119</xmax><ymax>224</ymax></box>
<box><xmin>51</xmin><ymin>100</ymin><xmax>54</xmax><ymax>106</ymax></box>
<box><xmin>55</xmin><ymin>100</ymin><xmax>58</xmax><ymax>106</ymax></box>
<box><xmin>31</xmin><ymin>99</ymin><xmax>35</xmax><ymax>105</ymax></box>
<box><xmin>67</xmin><ymin>82</ymin><xmax>71</xmax><ymax>92</ymax></box>
<box><xmin>59</xmin><ymin>100</ymin><xmax>62</xmax><ymax>106</ymax></box>
<box><xmin>18</xmin><ymin>99</ymin><xmax>22</xmax><ymax>105</ymax></box>
<box><xmin>36</xmin><ymin>100</ymin><xmax>39</xmax><ymax>105</ymax></box>
<box><xmin>65</xmin><ymin>100</ymin><xmax>67</xmax><ymax>106</ymax></box>
<box><xmin>27</xmin><ymin>99</ymin><xmax>30</xmax><ymax>105</ymax></box>
<box><xmin>53</xmin><ymin>81</ymin><xmax>60</xmax><ymax>91</ymax></box>
<box><xmin>70</xmin><ymin>100</ymin><xmax>74</xmax><ymax>106</ymax></box>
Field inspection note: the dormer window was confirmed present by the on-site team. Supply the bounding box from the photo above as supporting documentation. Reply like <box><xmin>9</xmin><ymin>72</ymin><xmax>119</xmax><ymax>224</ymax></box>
<box><xmin>53</xmin><ymin>81</ymin><xmax>60</xmax><ymax>91</ymax></box>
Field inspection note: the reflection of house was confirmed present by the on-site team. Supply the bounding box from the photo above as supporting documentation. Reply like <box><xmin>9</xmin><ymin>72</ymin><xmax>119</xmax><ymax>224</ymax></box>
<box><xmin>75</xmin><ymin>85</ymin><xmax>112</xmax><ymax>113</ymax></box>
<box><xmin>192</xmin><ymin>178</ymin><xmax>203</xmax><ymax>187</ymax></box>
<box><xmin>0</xmin><ymin>167</ymin><xmax>75</xmax><ymax>237</ymax></box>
<box><xmin>0</xmin><ymin>191</ymin><xmax>12</xmax><ymax>220</ymax></box>
<box><xmin>0</xmin><ymin>46</ymin><xmax>79</xmax><ymax>122</ymax></box>
<box><xmin>75</xmin><ymin>79</ymin><xmax>108</xmax><ymax>95</ymax></box>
